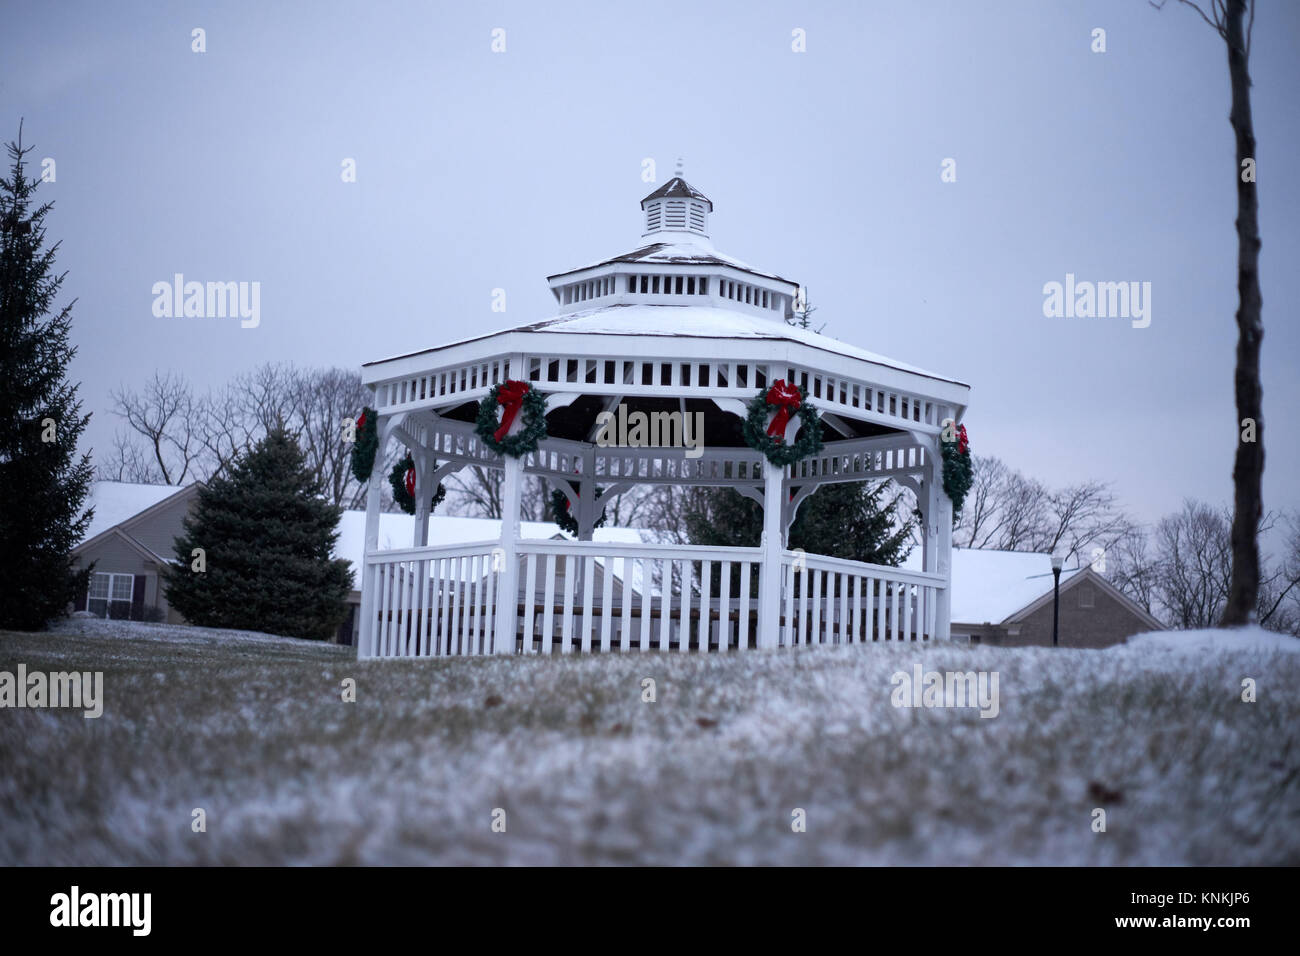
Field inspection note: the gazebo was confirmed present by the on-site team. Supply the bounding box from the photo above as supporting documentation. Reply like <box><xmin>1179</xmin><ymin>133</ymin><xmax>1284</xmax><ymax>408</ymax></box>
<box><xmin>355</xmin><ymin>170</ymin><xmax>970</xmax><ymax>658</ymax></box>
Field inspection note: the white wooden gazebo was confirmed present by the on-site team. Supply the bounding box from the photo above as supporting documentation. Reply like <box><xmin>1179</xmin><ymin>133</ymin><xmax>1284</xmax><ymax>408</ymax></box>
<box><xmin>356</xmin><ymin>171</ymin><xmax>970</xmax><ymax>658</ymax></box>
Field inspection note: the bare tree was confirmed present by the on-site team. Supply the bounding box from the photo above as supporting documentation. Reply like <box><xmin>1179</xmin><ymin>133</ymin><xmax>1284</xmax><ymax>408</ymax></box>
<box><xmin>1153</xmin><ymin>0</ymin><xmax>1263</xmax><ymax>625</ymax></box>
<box><xmin>290</xmin><ymin>366</ymin><xmax>368</xmax><ymax>507</ymax></box>
<box><xmin>1151</xmin><ymin>500</ymin><xmax>1235</xmax><ymax>629</ymax></box>
<box><xmin>109</xmin><ymin>371</ymin><xmax>201</xmax><ymax>484</ymax></box>
<box><xmin>96</xmin><ymin>429</ymin><xmax>160</xmax><ymax>483</ymax></box>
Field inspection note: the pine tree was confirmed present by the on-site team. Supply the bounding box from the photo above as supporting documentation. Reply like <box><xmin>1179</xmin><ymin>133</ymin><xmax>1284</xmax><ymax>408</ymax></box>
<box><xmin>684</xmin><ymin>481</ymin><xmax>913</xmax><ymax>566</ymax></box>
<box><xmin>0</xmin><ymin>124</ymin><xmax>94</xmax><ymax>631</ymax></box>
<box><xmin>165</xmin><ymin>427</ymin><xmax>353</xmax><ymax>640</ymax></box>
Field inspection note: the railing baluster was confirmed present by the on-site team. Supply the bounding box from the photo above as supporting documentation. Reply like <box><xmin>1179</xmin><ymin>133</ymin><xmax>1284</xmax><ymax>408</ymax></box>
<box><xmin>560</xmin><ymin>554</ymin><xmax>576</xmax><ymax>654</ymax></box>
<box><xmin>700</xmin><ymin>559</ymin><xmax>713</xmax><ymax>652</ymax></box>
<box><xmin>542</xmin><ymin>554</ymin><xmax>556</xmax><ymax>654</ymax></box>
<box><xmin>581</xmin><ymin>555</ymin><xmax>595</xmax><ymax>653</ymax></box>
<box><xmin>599</xmin><ymin>555</ymin><xmax>615</xmax><ymax>652</ymax></box>
<box><xmin>659</xmin><ymin>558</ymin><xmax>673</xmax><ymax>651</ymax></box>
<box><xmin>522</xmin><ymin>553</ymin><xmax>537</xmax><ymax>653</ymax></box>
<box><xmin>738</xmin><ymin>560</ymin><xmax>751</xmax><ymax>650</ymax></box>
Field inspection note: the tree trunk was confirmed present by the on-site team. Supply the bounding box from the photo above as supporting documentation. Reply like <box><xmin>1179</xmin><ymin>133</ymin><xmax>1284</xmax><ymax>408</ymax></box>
<box><xmin>1221</xmin><ymin>0</ymin><xmax>1264</xmax><ymax>626</ymax></box>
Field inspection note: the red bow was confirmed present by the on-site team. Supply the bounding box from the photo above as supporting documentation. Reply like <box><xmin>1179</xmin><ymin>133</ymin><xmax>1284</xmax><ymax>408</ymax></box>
<box><xmin>957</xmin><ymin>424</ymin><xmax>969</xmax><ymax>455</ymax></box>
<box><xmin>494</xmin><ymin>380</ymin><xmax>531</xmax><ymax>442</ymax></box>
<box><xmin>356</xmin><ymin>410</ymin><xmax>366</xmax><ymax>430</ymax></box>
<box><xmin>765</xmin><ymin>380</ymin><xmax>802</xmax><ymax>443</ymax></box>
<box><xmin>404</xmin><ymin>465</ymin><xmax>416</xmax><ymax>498</ymax></box>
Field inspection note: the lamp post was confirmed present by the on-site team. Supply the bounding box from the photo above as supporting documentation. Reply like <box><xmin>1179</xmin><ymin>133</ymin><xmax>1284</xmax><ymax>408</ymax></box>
<box><xmin>1050</xmin><ymin>552</ymin><xmax>1064</xmax><ymax>647</ymax></box>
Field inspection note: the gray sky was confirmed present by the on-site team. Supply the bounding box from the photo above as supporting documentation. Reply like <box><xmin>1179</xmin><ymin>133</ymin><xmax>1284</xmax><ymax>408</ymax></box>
<box><xmin>5</xmin><ymin>0</ymin><xmax>1298</xmax><ymax>529</ymax></box>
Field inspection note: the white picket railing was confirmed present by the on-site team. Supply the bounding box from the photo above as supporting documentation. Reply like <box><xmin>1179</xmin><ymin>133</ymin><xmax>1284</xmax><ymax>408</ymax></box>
<box><xmin>778</xmin><ymin>550</ymin><xmax>942</xmax><ymax>645</ymax></box>
<box><xmin>514</xmin><ymin>539</ymin><xmax>764</xmax><ymax>654</ymax></box>
<box><xmin>364</xmin><ymin>541</ymin><xmax>505</xmax><ymax>658</ymax></box>
<box><xmin>360</xmin><ymin>540</ymin><xmax>946</xmax><ymax>657</ymax></box>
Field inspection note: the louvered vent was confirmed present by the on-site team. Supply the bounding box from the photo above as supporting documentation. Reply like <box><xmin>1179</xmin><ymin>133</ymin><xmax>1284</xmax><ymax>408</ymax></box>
<box><xmin>646</xmin><ymin>201</ymin><xmax>661</xmax><ymax>232</ymax></box>
<box><xmin>664</xmin><ymin>200</ymin><xmax>687</xmax><ymax>229</ymax></box>
<box><xmin>689</xmin><ymin>201</ymin><xmax>706</xmax><ymax>231</ymax></box>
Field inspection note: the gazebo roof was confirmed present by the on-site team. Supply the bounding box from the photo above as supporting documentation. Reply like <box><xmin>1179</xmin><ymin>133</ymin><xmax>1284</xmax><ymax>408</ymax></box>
<box><xmin>547</xmin><ymin>236</ymin><xmax>795</xmax><ymax>287</ymax></box>
<box><xmin>365</xmin><ymin>304</ymin><xmax>966</xmax><ymax>389</ymax></box>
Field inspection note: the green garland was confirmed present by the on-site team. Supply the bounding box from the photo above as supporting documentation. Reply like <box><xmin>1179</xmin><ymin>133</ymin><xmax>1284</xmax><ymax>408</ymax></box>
<box><xmin>741</xmin><ymin>383</ymin><xmax>824</xmax><ymax>467</ymax></box>
<box><xmin>388</xmin><ymin>453</ymin><xmax>446</xmax><ymax>516</ymax></box>
<box><xmin>940</xmin><ymin>424</ymin><xmax>974</xmax><ymax>519</ymax></box>
<box><xmin>349</xmin><ymin>407</ymin><xmax>379</xmax><ymax>482</ymax></box>
<box><xmin>550</xmin><ymin>485</ymin><xmax>607</xmax><ymax>536</ymax></box>
<box><xmin>475</xmin><ymin>382</ymin><xmax>548</xmax><ymax>458</ymax></box>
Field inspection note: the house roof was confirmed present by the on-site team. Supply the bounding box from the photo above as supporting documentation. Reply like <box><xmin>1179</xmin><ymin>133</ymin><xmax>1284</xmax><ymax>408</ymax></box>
<box><xmin>904</xmin><ymin>548</ymin><xmax>1085</xmax><ymax>624</ymax></box>
<box><xmin>79</xmin><ymin>481</ymin><xmax>193</xmax><ymax>545</ymax></box>
<box><xmin>333</xmin><ymin>511</ymin><xmax>647</xmax><ymax>582</ymax></box>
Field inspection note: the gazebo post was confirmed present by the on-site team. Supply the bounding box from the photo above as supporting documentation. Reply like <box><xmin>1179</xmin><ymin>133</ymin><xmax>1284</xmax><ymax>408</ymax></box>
<box><xmin>412</xmin><ymin>443</ymin><xmax>431</xmax><ymax>548</ymax></box>
<box><xmin>494</xmin><ymin>455</ymin><xmax>522</xmax><ymax>654</ymax></box>
<box><xmin>357</xmin><ymin>410</ymin><xmax>384</xmax><ymax>659</ymax></box>
<box><xmin>925</xmin><ymin>446</ymin><xmax>954</xmax><ymax>641</ymax></box>
<box><xmin>577</xmin><ymin>446</ymin><xmax>596</xmax><ymax>541</ymax></box>
<box><xmin>758</xmin><ymin>459</ymin><xmax>785</xmax><ymax>649</ymax></box>
<box><xmin>494</xmin><ymin>356</ymin><xmax>526</xmax><ymax>655</ymax></box>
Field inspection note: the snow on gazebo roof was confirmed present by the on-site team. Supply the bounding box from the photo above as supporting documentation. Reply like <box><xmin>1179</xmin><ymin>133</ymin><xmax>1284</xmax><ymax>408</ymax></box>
<box><xmin>364</xmin><ymin>169</ymin><xmax>971</xmax><ymax>401</ymax></box>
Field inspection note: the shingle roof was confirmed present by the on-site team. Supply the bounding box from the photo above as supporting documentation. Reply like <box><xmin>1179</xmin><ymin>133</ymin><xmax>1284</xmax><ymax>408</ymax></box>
<box><xmin>640</xmin><ymin>177</ymin><xmax>712</xmax><ymax>207</ymax></box>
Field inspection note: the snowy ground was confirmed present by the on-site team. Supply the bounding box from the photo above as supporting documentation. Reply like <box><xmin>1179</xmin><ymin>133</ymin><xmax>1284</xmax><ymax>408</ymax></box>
<box><xmin>1</xmin><ymin>619</ymin><xmax>1297</xmax><ymax>865</ymax></box>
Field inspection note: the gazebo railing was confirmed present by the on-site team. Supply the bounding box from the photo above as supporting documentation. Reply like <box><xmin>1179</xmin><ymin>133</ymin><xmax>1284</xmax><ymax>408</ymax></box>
<box><xmin>779</xmin><ymin>550</ymin><xmax>942</xmax><ymax>646</ymax></box>
<box><xmin>360</xmin><ymin>540</ymin><xmax>946</xmax><ymax>658</ymax></box>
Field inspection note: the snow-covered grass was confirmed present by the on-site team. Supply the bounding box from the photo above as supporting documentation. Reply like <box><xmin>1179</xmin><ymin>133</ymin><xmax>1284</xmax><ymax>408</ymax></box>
<box><xmin>1</xmin><ymin>619</ymin><xmax>1296</xmax><ymax>865</ymax></box>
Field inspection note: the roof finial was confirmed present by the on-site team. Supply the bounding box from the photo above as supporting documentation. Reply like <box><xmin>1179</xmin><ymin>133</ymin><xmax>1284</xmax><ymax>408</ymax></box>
<box><xmin>674</xmin><ymin>156</ymin><xmax>685</xmax><ymax>180</ymax></box>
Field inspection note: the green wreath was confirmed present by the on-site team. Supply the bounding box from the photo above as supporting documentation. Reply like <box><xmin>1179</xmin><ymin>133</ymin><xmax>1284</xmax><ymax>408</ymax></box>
<box><xmin>550</xmin><ymin>485</ymin><xmax>607</xmax><ymax>536</ymax></box>
<box><xmin>349</xmin><ymin>407</ymin><xmax>379</xmax><ymax>482</ymax></box>
<box><xmin>474</xmin><ymin>381</ymin><xmax>548</xmax><ymax>458</ymax></box>
<box><xmin>940</xmin><ymin>423</ymin><xmax>974</xmax><ymax>519</ymax></box>
<box><xmin>388</xmin><ymin>453</ymin><xmax>446</xmax><ymax>516</ymax></box>
<box><xmin>741</xmin><ymin>381</ymin><xmax>824</xmax><ymax>467</ymax></box>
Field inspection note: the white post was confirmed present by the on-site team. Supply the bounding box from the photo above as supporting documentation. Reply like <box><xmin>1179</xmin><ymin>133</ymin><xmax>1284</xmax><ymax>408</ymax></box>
<box><xmin>926</xmin><ymin>447</ymin><xmax>953</xmax><ymax>642</ymax></box>
<box><xmin>577</xmin><ymin>447</ymin><xmax>596</xmax><ymax>541</ymax></box>
<box><xmin>356</xmin><ymin>414</ymin><xmax>384</xmax><ymax>659</ymax></box>
<box><xmin>758</xmin><ymin>459</ymin><xmax>784</xmax><ymax>649</ymax></box>
<box><xmin>412</xmin><ymin>441</ymin><xmax>431</xmax><ymax>548</ymax></box>
<box><xmin>494</xmin><ymin>356</ymin><xmax>526</xmax><ymax>654</ymax></box>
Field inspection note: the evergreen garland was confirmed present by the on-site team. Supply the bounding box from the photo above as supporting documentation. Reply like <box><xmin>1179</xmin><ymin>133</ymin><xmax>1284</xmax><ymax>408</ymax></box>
<box><xmin>550</xmin><ymin>485</ymin><xmax>607</xmax><ymax>536</ymax></box>
<box><xmin>349</xmin><ymin>406</ymin><xmax>378</xmax><ymax>483</ymax></box>
<box><xmin>388</xmin><ymin>452</ymin><xmax>446</xmax><ymax>516</ymax></box>
<box><xmin>741</xmin><ymin>382</ymin><xmax>824</xmax><ymax>467</ymax></box>
<box><xmin>940</xmin><ymin>423</ymin><xmax>974</xmax><ymax>519</ymax></box>
<box><xmin>474</xmin><ymin>381</ymin><xmax>548</xmax><ymax>458</ymax></box>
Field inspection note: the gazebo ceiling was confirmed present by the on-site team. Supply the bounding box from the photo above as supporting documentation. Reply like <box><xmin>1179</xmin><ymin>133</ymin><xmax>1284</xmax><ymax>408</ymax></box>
<box><xmin>436</xmin><ymin>394</ymin><xmax>899</xmax><ymax>449</ymax></box>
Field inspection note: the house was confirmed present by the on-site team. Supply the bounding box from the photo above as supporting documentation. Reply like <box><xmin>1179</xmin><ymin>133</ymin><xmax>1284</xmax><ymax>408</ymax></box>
<box><xmin>905</xmin><ymin>548</ymin><xmax>1163</xmax><ymax>648</ymax></box>
<box><xmin>71</xmin><ymin>481</ymin><xmax>202</xmax><ymax>623</ymax></box>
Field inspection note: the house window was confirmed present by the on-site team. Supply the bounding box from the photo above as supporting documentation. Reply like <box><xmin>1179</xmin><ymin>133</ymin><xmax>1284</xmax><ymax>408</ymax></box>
<box><xmin>1077</xmin><ymin>585</ymin><xmax>1094</xmax><ymax>608</ymax></box>
<box><xmin>88</xmin><ymin>572</ymin><xmax>134</xmax><ymax>619</ymax></box>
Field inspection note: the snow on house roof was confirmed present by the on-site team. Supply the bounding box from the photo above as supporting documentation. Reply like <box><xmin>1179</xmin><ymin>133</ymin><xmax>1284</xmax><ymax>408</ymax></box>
<box><xmin>332</xmin><ymin>511</ymin><xmax>647</xmax><ymax>582</ymax></box>
<box><xmin>903</xmin><ymin>548</ymin><xmax>1084</xmax><ymax>625</ymax></box>
<box><xmin>80</xmin><ymin>481</ymin><xmax>193</xmax><ymax>545</ymax></box>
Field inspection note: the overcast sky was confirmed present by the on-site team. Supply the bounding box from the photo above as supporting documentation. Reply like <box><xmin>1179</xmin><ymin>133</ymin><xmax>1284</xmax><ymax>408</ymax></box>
<box><xmin>4</xmin><ymin>0</ymin><xmax>1298</xmax><ymax>530</ymax></box>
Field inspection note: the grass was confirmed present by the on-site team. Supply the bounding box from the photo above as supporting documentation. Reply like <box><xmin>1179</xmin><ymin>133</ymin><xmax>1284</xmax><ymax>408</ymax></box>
<box><xmin>1</xmin><ymin>618</ymin><xmax>1297</xmax><ymax>865</ymax></box>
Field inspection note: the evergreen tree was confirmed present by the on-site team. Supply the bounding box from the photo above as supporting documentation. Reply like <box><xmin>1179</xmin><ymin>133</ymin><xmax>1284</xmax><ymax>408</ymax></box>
<box><xmin>684</xmin><ymin>481</ymin><xmax>913</xmax><ymax>566</ymax></box>
<box><xmin>165</xmin><ymin>427</ymin><xmax>352</xmax><ymax>640</ymax></box>
<box><xmin>0</xmin><ymin>124</ymin><xmax>94</xmax><ymax>631</ymax></box>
